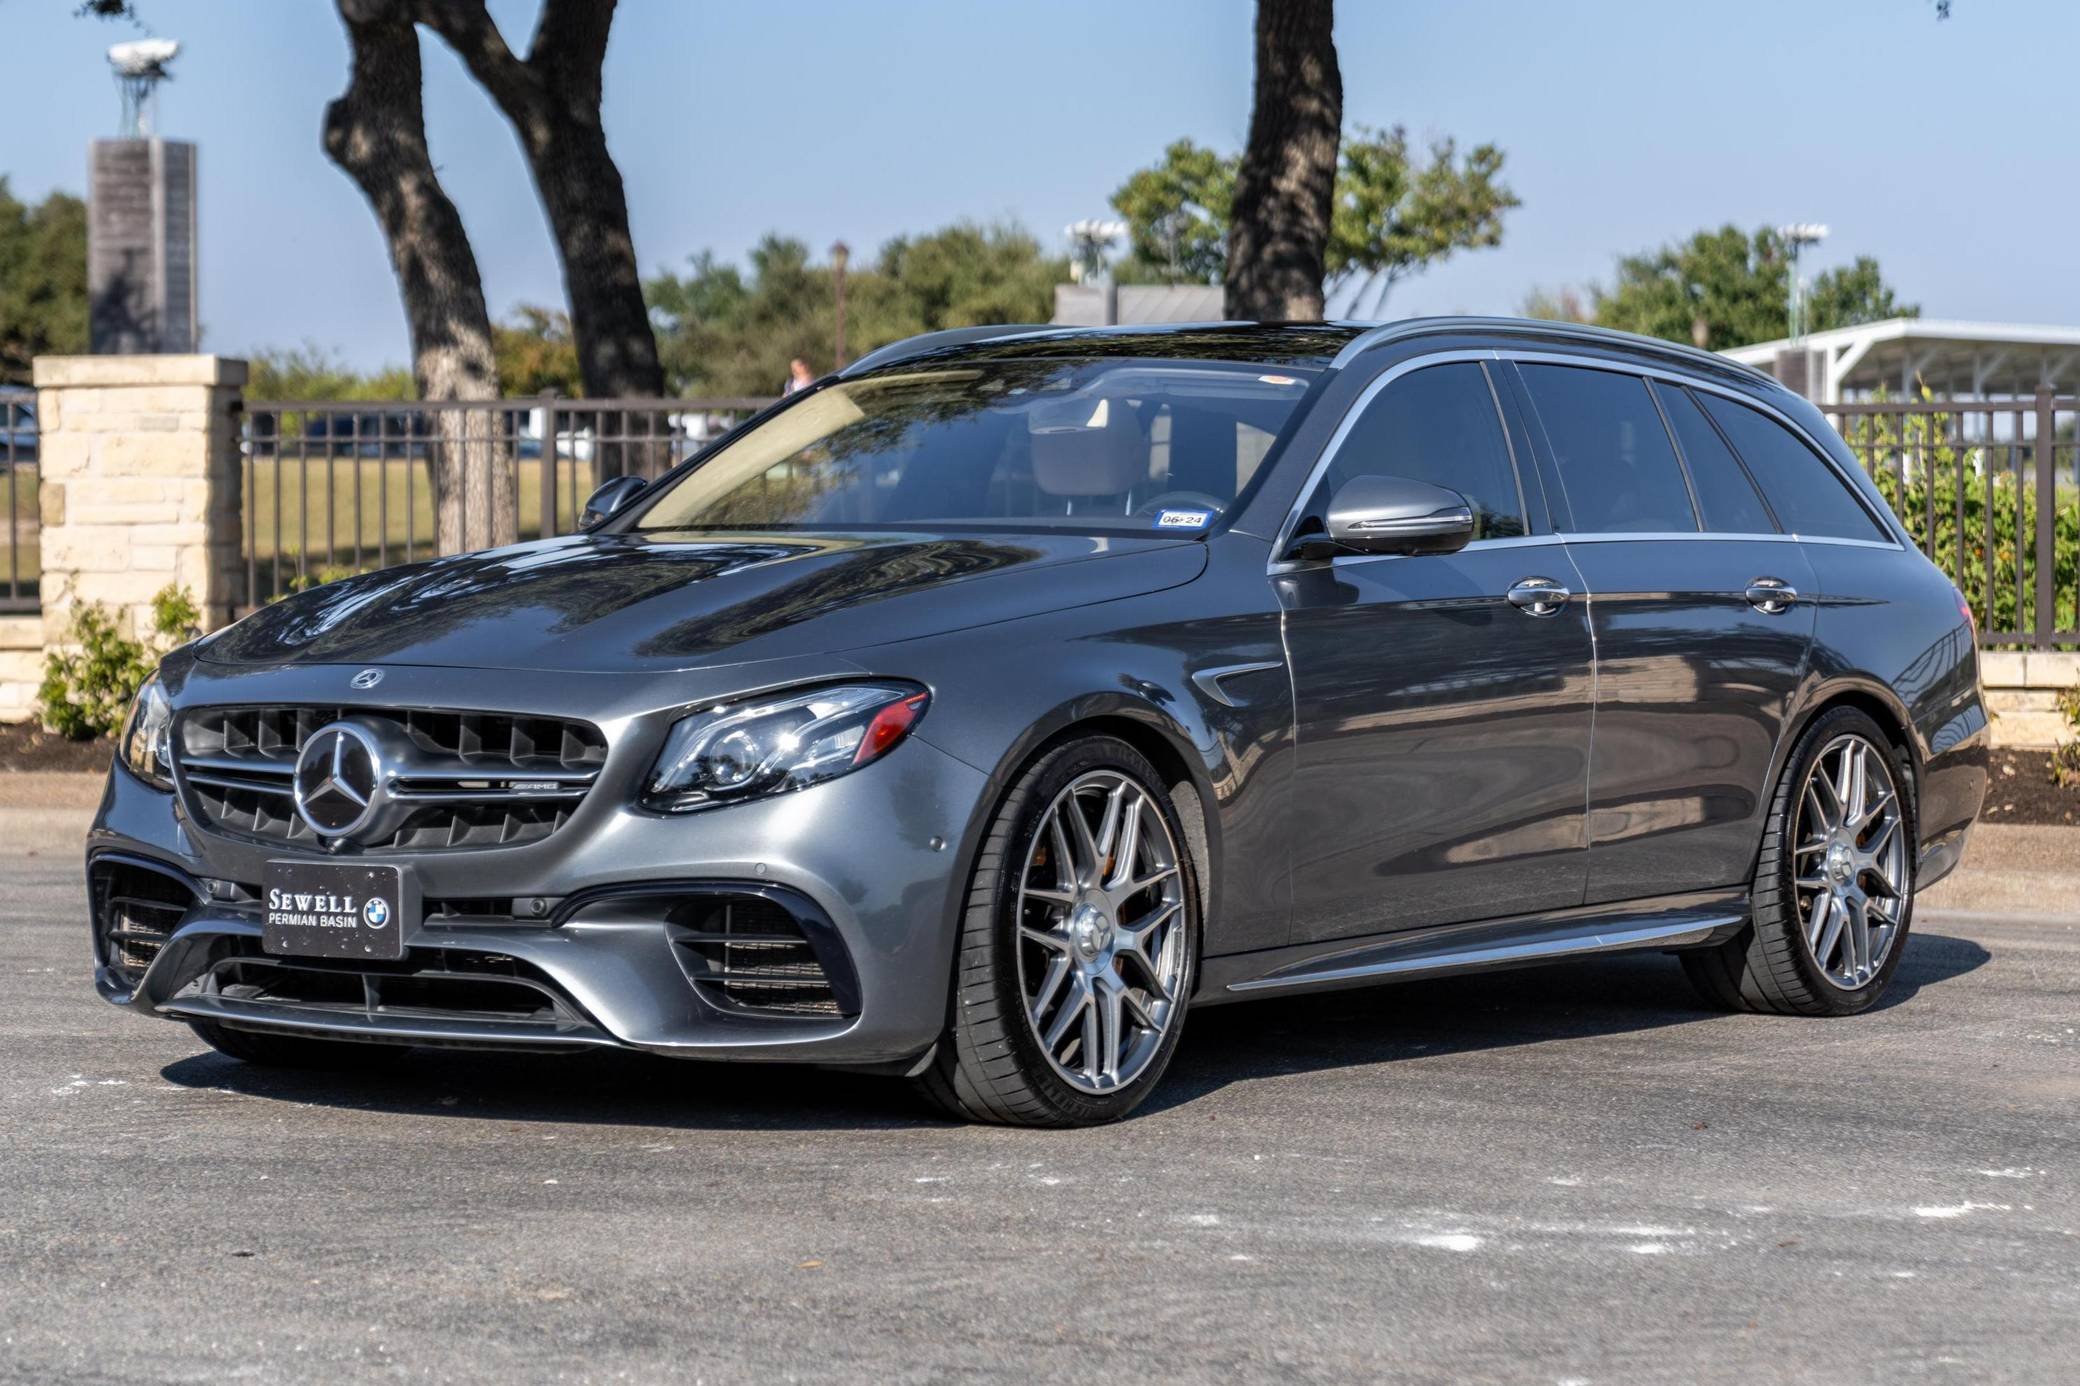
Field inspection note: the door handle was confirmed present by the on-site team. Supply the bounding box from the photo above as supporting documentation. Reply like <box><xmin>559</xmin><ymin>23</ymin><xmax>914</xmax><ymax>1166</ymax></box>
<box><xmin>1744</xmin><ymin>577</ymin><xmax>1799</xmax><ymax>615</ymax></box>
<box><xmin>1506</xmin><ymin>577</ymin><xmax>1571</xmax><ymax>616</ymax></box>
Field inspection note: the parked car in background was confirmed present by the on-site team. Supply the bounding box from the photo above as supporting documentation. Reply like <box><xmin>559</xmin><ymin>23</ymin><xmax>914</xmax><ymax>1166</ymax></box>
<box><xmin>84</xmin><ymin>318</ymin><xmax>1988</xmax><ymax>1126</ymax></box>
<box><xmin>0</xmin><ymin>387</ymin><xmax>35</xmax><ymax>466</ymax></box>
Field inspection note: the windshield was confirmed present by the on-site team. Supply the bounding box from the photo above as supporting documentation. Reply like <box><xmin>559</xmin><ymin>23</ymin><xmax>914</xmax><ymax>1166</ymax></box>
<box><xmin>633</xmin><ymin>358</ymin><xmax>1320</xmax><ymax>536</ymax></box>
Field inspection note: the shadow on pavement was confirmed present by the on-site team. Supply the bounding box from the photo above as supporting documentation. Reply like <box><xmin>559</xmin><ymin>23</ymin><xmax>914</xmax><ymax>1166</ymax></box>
<box><xmin>157</xmin><ymin>931</ymin><xmax>1990</xmax><ymax>1131</ymax></box>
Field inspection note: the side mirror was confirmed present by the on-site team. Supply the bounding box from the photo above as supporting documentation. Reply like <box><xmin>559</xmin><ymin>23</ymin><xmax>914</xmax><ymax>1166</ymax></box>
<box><xmin>1310</xmin><ymin>474</ymin><xmax>1475</xmax><ymax>558</ymax></box>
<box><xmin>580</xmin><ymin>474</ymin><xmax>650</xmax><ymax>530</ymax></box>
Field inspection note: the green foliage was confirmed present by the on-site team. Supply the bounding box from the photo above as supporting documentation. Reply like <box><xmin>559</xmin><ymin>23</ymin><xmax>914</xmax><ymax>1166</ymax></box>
<box><xmin>37</xmin><ymin>585</ymin><xmax>199</xmax><ymax>740</ymax></box>
<box><xmin>1519</xmin><ymin>284</ymin><xmax>1593</xmax><ymax>323</ymax></box>
<box><xmin>646</xmin><ymin>222</ymin><xmax>1068</xmax><ymax>397</ymax></box>
<box><xmin>1110</xmin><ymin>140</ymin><xmax>1237</xmax><ymax>286</ymax></box>
<box><xmin>1108</xmin><ymin>128</ymin><xmax>1518</xmax><ymax>312</ymax></box>
<box><xmin>280</xmin><ymin>565</ymin><xmax>355</xmax><ymax>597</ymax></box>
<box><xmin>1584</xmin><ymin>225</ymin><xmax>1917</xmax><ymax>350</ymax></box>
<box><xmin>248</xmin><ymin>343</ymin><xmax>414</xmax><ymax>402</ymax></box>
<box><xmin>1327</xmin><ymin>127</ymin><xmax>1518</xmax><ymax>316</ymax></box>
<box><xmin>2052</xmin><ymin>682</ymin><xmax>2080</xmax><ymax>789</ymax></box>
<box><xmin>493</xmin><ymin>305</ymin><xmax>583</xmax><ymax>396</ymax></box>
<box><xmin>1849</xmin><ymin>402</ymin><xmax>2078</xmax><ymax>641</ymax></box>
<box><xmin>0</xmin><ymin>178</ymin><xmax>89</xmax><ymax>386</ymax></box>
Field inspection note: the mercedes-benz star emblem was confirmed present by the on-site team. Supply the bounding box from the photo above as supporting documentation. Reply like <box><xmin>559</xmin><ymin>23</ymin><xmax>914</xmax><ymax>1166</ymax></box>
<box><xmin>292</xmin><ymin>723</ymin><xmax>386</xmax><ymax>840</ymax></box>
<box><xmin>350</xmin><ymin>667</ymin><xmax>384</xmax><ymax>690</ymax></box>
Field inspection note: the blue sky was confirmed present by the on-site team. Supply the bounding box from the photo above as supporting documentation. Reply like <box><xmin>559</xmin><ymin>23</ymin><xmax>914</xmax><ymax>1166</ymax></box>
<box><xmin>0</xmin><ymin>0</ymin><xmax>2058</xmax><ymax>369</ymax></box>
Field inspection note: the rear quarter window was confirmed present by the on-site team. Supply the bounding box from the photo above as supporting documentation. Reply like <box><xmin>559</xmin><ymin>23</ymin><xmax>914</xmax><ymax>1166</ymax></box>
<box><xmin>1697</xmin><ymin>394</ymin><xmax>1888</xmax><ymax>542</ymax></box>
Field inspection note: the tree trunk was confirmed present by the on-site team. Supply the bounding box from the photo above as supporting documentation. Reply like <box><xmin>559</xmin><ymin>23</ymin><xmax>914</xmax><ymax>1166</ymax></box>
<box><xmin>1225</xmin><ymin>0</ymin><xmax>1342</xmax><ymax>322</ymax></box>
<box><xmin>417</xmin><ymin>0</ymin><xmax>667</xmax><ymax>477</ymax></box>
<box><xmin>324</xmin><ymin>0</ymin><xmax>513</xmax><ymax>553</ymax></box>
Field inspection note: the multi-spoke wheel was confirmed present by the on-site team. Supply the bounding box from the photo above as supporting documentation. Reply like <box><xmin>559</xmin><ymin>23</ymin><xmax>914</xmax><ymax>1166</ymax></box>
<box><xmin>1791</xmin><ymin>734</ymin><xmax>1908</xmax><ymax>989</ymax></box>
<box><xmin>1016</xmin><ymin>770</ymin><xmax>1188</xmax><ymax>1094</ymax></box>
<box><xmin>917</xmin><ymin>736</ymin><xmax>1199</xmax><ymax>1126</ymax></box>
<box><xmin>1682</xmin><ymin>706</ymin><xmax>1916</xmax><ymax>1016</ymax></box>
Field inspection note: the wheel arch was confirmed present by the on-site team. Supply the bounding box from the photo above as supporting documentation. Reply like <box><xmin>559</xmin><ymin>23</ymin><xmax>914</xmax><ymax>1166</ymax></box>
<box><xmin>953</xmin><ymin>699</ymin><xmax>1222</xmax><ymax>940</ymax></box>
<box><xmin>1774</xmin><ymin>678</ymin><xmax>1922</xmax><ymax>819</ymax></box>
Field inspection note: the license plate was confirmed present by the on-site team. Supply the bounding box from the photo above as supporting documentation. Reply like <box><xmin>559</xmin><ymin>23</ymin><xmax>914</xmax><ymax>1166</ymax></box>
<box><xmin>262</xmin><ymin>860</ymin><xmax>414</xmax><ymax>960</ymax></box>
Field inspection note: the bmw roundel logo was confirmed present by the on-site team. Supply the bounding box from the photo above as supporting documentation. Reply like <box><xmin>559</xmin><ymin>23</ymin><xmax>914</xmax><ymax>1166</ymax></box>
<box><xmin>362</xmin><ymin>897</ymin><xmax>391</xmax><ymax>928</ymax></box>
<box><xmin>350</xmin><ymin>667</ymin><xmax>385</xmax><ymax>690</ymax></box>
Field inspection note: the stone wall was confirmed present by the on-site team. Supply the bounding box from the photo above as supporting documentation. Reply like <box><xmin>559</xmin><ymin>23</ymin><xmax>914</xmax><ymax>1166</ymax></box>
<box><xmin>31</xmin><ymin>355</ymin><xmax>247</xmax><ymax>649</ymax></box>
<box><xmin>0</xmin><ymin>615</ymin><xmax>40</xmax><ymax>723</ymax></box>
<box><xmin>1981</xmin><ymin>651</ymin><xmax>2080</xmax><ymax>750</ymax></box>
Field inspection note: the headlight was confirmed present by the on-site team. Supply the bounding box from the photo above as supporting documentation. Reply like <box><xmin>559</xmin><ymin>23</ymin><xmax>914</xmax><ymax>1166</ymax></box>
<box><xmin>120</xmin><ymin>672</ymin><xmax>175</xmax><ymax>791</ymax></box>
<box><xmin>642</xmin><ymin>681</ymin><xmax>930</xmax><ymax>813</ymax></box>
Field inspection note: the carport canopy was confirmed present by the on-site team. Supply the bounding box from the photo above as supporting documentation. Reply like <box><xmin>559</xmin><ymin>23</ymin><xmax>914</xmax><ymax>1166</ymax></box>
<box><xmin>1723</xmin><ymin>318</ymin><xmax>2080</xmax><ymax>403</ymax></box>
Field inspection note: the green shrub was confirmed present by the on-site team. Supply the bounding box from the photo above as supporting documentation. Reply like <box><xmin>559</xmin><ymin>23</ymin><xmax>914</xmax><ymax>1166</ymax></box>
<box><xmin>2053</xmin><ymin>684</ymin><xmax>2080</xmax><ymax>790</ymax></box>
<box><xmin>1847</xmin><ymin>402</ymin><xmax>2079</xmax><ymax>641</ymax></box>
<box><xmin>36</xmin><ymin>585</ymin><xmax>201</xmax><ymax>740</ymax></box>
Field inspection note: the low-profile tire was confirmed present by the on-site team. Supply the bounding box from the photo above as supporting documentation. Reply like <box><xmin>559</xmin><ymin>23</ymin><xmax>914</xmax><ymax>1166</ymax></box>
<box><xmin>189</xmin><ymin>1020</ymin><xmax>414</xmax><ymax>1070</ymax></box>
<box><xmin>1682</xmin><ymin>706</ymin><xmax>1916</xmax><ymax>1016</ymax></box>
<box><xmin>916</xmin><ymin>734</ymin><xmax>1200</xmax><ymax>1127</ymax></box>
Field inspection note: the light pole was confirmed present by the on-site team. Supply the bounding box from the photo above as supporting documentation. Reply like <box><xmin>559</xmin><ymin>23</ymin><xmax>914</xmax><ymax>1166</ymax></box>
<box><xmin>1779</xmin><ymin>223</ymin><xmax>1828</xmax><ymax>343</ymax></box>
<box><xmin>829</xmin><ymin>240</ymin><xmax>850</xmax><ymax>369</ymax></box>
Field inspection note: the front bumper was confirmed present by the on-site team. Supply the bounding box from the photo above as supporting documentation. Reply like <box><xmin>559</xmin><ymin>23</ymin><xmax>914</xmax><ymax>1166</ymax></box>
<box><xmin>88</xmin><ymin>725</ymin><xmax>992</xmax><ymax>1066</ymax></box>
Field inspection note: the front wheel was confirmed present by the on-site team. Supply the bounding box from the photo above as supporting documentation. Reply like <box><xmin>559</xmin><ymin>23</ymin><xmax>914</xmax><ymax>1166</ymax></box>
<box><xmin>1683</xmin><ymin>706</ymin><xmax>1916</xmax><ymax>1015</ymax></box>
<box><xmin>916</xmin><ymin>735</ymin><xmax>1199</xmax><ymax>1126</ymax></box>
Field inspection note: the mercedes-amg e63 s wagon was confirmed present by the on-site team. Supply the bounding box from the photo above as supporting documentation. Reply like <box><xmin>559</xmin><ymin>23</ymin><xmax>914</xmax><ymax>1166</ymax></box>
<box><xmin>86</xmin><ymin>319</ymin><xmax>1989</xmax><ymax>1126</ymax></box>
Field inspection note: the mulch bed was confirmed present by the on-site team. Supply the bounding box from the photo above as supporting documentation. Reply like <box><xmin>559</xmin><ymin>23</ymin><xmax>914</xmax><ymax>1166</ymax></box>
<box><xmin>0</xmin><ymin>721</ymin><xmax>113</xmax><ymax>774</ymax></box>
<box><xmin>1980</xmin><ymin>748</ymin><xmax>2079</xmax><ymax>826</ymax></box>
<box><xmin>2</xmin><ymin>722</ymin><xmax>2073</xmax><ymax>822</ymax></box>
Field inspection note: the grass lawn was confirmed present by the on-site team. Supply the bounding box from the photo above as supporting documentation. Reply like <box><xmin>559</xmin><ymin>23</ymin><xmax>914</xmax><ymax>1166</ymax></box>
<box><xmin>1</xmin><ymin>462</ymin><xmax>36</xmax><ymax>607</ymax></box>
<box><xmin>240</xmin><ymin>454</ymin><xmax>597</xmax><ymax>597</ymax></box>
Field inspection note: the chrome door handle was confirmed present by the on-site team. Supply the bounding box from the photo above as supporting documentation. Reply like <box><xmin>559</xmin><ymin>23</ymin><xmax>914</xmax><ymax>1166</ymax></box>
<box><xmin>1506</xmin><ymin>577</ymin><xmax>1571</xmax><ymax>616</ymax></box>
<box><xmin>1744</xmin><ymin>578</ymin><xmax>1799</xmax><ymax>615</ymax></box>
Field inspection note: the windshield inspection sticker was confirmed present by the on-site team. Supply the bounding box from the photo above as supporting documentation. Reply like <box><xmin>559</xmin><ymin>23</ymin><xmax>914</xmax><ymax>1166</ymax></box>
<box><xmin>1154</xmin><ymin>508</ymin><xmax>1214</xmax><ymax>530</ymax></box>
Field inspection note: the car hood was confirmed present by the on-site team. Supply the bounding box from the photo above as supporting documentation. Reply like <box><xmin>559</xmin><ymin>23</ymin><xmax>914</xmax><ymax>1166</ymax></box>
<box><xmin>201</xmin><ymin>529</ymin><xmax>1208</xmax><ymax>673</ymax></box>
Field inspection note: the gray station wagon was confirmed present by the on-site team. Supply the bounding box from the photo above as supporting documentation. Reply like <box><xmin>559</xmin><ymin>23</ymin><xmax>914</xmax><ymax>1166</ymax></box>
<box><xmin>85</xmin><ymin>319</ymin><xmax>1988</xmax><ymax>1126</ymax></box>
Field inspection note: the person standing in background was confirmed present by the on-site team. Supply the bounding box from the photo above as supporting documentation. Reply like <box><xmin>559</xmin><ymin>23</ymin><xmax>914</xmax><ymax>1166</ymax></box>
<box><xmin>783</xmin><ymin>357</ymin><xmax>816</xmax><ymax>395</ymax></box>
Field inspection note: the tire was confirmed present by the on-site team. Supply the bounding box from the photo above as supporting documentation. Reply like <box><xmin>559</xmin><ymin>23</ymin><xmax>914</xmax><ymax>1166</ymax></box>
<box><xmin>189</xmin><ymin>1020</ymin><xmax>414</xmax><ymax>1070</ymax></box>
<box><xmin>915</xmin><ymin>735</ymin><xmax>1200</xmax><ymax>1127</ymax></box>
<box><xmin>1682</xmin><ymin>706</ymin><xmax>1916</xmax><ymax>1016</ymax></box>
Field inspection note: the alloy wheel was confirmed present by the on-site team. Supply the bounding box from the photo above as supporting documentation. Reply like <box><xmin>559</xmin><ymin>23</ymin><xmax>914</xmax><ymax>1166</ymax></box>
<box><xmin>1015</xmin><ymin>769</ymin><xmax>1188</xmax><ymax>1094</ymax></box>
<box><xmin>1792</xmin><ymin>733</ymin><xmax>1909</xmax><ymax>990</ymax></box>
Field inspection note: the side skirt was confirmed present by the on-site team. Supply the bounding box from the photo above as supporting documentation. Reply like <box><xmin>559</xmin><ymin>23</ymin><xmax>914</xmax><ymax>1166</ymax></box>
<box><xmin>1195</xmin><ymin>888</ymin><xmax>1749</xmax><ymax>1005</ymax></box>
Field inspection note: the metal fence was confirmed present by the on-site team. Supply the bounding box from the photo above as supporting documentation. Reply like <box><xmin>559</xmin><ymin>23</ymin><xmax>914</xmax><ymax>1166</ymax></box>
<box><xmin>239</xmin><ymin>395</ymin><xmax>772</xmax><ymax>607</ymax></box>
<box><xmin>1</xmin><ymin>392</ymin><xmax>37</xmax><ymax>613</ymax></box>
<box><xmin>1825</xmin><ymin>389</ymin><xmax>2079</xmax><ymax>649</ymax></box>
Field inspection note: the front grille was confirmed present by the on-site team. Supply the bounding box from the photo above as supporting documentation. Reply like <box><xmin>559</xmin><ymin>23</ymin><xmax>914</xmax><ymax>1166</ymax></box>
<box><xmin>671</xmin><ymin>896</ymin><xmax>849</xmax><ymax>1018</ymax></box>
<box><xmin>90</xmin><ymin>858</ymin><xmax>198</xmax><ymax>985</ymax></box>
<box><xmin>175</xmin><ymin>705</ymin><xmax>608</xmax><ymax>851</ymax></box>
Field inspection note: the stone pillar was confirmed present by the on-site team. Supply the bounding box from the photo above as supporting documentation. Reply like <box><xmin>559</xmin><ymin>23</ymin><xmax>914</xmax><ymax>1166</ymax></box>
<box><xmin>32</xmin><ymin>354</ymin><xmax>246</xmax><ymax>643</ymax></box>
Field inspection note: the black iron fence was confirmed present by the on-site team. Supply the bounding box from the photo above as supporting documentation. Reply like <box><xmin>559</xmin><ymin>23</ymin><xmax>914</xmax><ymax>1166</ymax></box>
<box><xmin>1826</xmin><ymin>390</ymin><xmax>2078</xmax><ymax>649</ymax></box>
<box><xmin>2</xmin><ymin>385</ymin><xmax>2067</xmax><ymax>646</ymax></box>
<box><xmin>238</xmin><ymin>395</ymin><xmax>771</xmax><ymax>607</ymax></box>
<box><xmin>1</xmin><ymin>392</ymin><xmax>36</xmax><ymax>614</ymax></box>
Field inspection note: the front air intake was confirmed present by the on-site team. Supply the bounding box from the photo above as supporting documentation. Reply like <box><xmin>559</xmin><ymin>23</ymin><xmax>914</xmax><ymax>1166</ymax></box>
<box><xmin>89</xmin><ymin>857</ymin><xmax>199</xmax><ymax>987</ymax></box>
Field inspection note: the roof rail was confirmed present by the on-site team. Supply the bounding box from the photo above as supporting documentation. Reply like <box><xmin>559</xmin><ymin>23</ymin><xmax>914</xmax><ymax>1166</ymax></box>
<box><xmin>1329</xmin><ymin>316</ymin><xmax>1776</xmax><ymax>383</ymax></box>
<box><xmin>837</xmin><ymin>324</ymin><xmax>1064</xmax><ymax>378</ymax></box>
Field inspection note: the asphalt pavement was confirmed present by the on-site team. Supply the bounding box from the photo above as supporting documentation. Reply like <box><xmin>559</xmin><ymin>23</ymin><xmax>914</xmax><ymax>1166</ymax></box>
<box><xmin>1</xmin><ymin>804</ymin><xmax>2074</xmax><ymax>1385</ymax></box>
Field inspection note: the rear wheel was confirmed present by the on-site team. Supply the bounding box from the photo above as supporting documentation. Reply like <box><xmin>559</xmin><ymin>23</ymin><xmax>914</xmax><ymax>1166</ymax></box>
<box><xmin>189</xmin><ymin>1020</ymin><xmax>414</xmax><ymax>1070</ymax></box>
<box><xmin>916</xmin><ymin>735</ymin><xmax>1198</xmax><ymax>1126</ymax></box>
<box><xmin>1683</xmin><ymin>706</ymin><xmax>1915</xmax><ymax>1015</ymax></box>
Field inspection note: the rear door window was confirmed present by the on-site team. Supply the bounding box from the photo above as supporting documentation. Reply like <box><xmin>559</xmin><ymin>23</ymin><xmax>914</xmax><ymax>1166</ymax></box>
<box><xmin>1316</xmin><ymin>362</ymin><xmax>1527</xmax><ymax>540</ymax></box>
<box><xmin>1697</xmin><ymin>394</ymin><xmax>1888</xmax><ymax>541</ymax></box>
<box><xmin>1652</xmin><ymin>382</ymin><xmax>1778</xmax><ymax>535</ymax></box>
<box><xmin>1517</xmin><ymin>364</ymin><xmax>1698</xmax><ymax>533</ymax></box>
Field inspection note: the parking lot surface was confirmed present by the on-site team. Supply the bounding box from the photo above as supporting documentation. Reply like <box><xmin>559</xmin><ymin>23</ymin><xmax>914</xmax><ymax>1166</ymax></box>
<box><xmin>2</xmin><ymin>807</ymin><xmax>2075</xmax><ymax>1384</ymax></box>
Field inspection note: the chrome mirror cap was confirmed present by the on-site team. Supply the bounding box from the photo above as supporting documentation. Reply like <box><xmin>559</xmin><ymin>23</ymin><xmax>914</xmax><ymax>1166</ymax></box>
<box><xmin>1318</xmin><ymin>475</ymin><xmax>1475</xmax><ymax>557</ymax></box>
